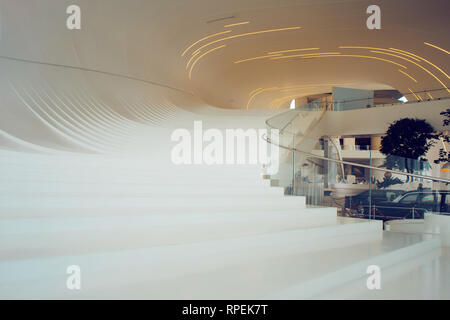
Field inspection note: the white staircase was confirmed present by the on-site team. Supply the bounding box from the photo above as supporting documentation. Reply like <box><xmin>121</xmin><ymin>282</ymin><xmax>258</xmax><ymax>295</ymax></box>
<box><xmin>0</xmin><ymin>149</ymin><xmax>443</xmax><ymax>299</ymax></box>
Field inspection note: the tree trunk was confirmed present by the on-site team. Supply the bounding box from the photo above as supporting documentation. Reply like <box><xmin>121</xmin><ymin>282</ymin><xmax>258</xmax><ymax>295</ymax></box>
<box><xmin>405</xmin><ymin>157</ymin><xmax>410</xmax><ymax>182</ymax></box>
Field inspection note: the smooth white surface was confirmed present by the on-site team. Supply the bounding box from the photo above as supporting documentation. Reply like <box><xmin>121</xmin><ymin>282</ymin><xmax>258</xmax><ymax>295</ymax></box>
<box><xmin>425</xmin><ymin>213</ymin><xmax>450</xmax><ymax>247</ymax></box>
<box><xmin>385</xmin><ymin>220</ymin><xmax>425</xmax><ymax>234</ymax></box>
<box><xmin>316</xmin><ymin>246</ymin><xmax>450</xmax><ymax>300</ymax></box>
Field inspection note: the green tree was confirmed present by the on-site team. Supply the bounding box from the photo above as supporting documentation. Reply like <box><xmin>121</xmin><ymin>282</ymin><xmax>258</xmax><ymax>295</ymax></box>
<box><xmin>434</xmin><ymin>109</ymin><xmax>450</xmax><ymax>164</ymax></box>
<box><xmin>376</xmin><ymin>175</ymin><xmax>404</xmax><ymax>189</ymax></box>
<box><xmin>380</xmin><ymin>118</ymin><xmax>435</xmax><ymax>181</ymax></box>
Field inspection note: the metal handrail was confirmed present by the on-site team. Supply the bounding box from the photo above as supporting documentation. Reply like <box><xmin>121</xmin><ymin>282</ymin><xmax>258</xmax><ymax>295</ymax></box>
<box><xmin>263</xmin><ymin>134</ymin><xmax>450</xmax><ymax>184</ymax></box>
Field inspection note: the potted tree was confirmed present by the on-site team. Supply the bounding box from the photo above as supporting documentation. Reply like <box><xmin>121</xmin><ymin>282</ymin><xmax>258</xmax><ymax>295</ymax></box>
<box><xmin>380</xmin><ymin>118</ymin><xmax>435</xmax><ymax>182</ymax></box>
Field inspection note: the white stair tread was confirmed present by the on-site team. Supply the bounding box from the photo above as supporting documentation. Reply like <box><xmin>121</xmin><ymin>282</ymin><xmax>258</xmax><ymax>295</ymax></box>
<box><xmin>314</xmin><ymin>243</ymin><xmax>449</xmax><ymax>300</ymax></box>
<box><xmin>0</xmin><ymin>208</ymin><xmax>339</xmax><ymax>260</ymax></box>
<box><xmin>0</xmin><ymin>218</ymin><xmax>385</xmax><ymax>299</ymax></box>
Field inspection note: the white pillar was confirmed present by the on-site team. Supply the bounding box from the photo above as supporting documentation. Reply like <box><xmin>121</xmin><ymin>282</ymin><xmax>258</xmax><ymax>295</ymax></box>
<box><xmin>343</xmin><ymin>138</ymin><xmax>355</xmax><ymax>150</ymax></box>
<box><xmin>371</xmin><ymin>136</ymin><xmax>382</xmax><ymax>151</ymax></box>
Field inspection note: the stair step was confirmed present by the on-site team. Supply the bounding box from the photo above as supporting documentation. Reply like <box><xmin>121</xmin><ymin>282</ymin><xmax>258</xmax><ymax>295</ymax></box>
<box><xmin>0</xmin><ymin>208</ymin><xmax>339</xmax><ymax>261</ymax></box>
<box><xmin>265</xmin><ymin>233</ymin><xmax>441</xmax><ymax>299</ymax></box>
<box><xmin>314</xmin><ymin>243</ymin><xmax>445</xmax><ymax>299</ymax></box>
<box><xmin>0</xmin><ymin>182</ymin><xmax>284</xmax><ymax>196</ymax></box>
<box><xmin>0</xmin><ymin>218</ymin><xmax>381</xmax><ymax>299</ymax></box>
<box><xmin>0</xmin><ymin>195</ymin><xmax>307</xmax><ymax>214</ymax></box>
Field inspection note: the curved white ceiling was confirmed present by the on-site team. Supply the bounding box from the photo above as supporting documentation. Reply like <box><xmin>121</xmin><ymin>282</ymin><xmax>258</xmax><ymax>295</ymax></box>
<box><xmin>0</xmin><ymin>0</ymin><xmax>448</xmax><ymax>110</ymax></box>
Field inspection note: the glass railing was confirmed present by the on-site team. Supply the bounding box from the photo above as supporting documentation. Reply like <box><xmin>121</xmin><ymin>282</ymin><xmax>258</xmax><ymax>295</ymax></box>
<box><xmin>265</xmin><ymin>131</ymin><xmax>450</xmax><ymax>220</ymax></box>
<box><xmin>264</xmin><ymin>94</ymin><xmax>450</xmax><ymax>221</ymax></box>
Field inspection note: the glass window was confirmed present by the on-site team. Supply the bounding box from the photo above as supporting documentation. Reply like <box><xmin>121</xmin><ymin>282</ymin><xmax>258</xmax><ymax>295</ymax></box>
<box><xmin>439</xmin><ymin>194</ymin><xmax>450</xmax><ymax>213</ymax></box>
<box><xmin>392</xmin><ymin>194</ymin><xmax>404</xmax><ymax>203</ymax></box>
<box><xmin>420</xmin><ymin>194</ymin><xmax>435</xmax><ymax>204</ymax></box>
<box><xmin>400</xmin><ymin>194</ymin><xmax>418</xmax><ymax>204</ymax></box>
<box><xmin>386</xmin><ymin>192</ymin><xmax>399</xmax><ymax>201</ymax></box>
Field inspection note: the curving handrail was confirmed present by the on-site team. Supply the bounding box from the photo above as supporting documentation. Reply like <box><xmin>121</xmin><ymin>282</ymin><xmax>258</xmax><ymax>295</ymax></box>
<box><xmin>263</xmin><ymin>134</ymin><xmax>450</xmax><ymax>184</ymax></box>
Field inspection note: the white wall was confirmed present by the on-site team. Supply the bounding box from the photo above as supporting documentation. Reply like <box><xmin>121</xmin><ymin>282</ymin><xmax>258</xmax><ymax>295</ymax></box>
<box><xmin>316</xmin><ymin>99</ymin><xmax>449</xmax><ymax>137</ymax></box>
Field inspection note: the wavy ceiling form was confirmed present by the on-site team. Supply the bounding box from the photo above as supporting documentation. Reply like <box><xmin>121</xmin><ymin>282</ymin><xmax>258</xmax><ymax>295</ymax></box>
<box><xmin>0</xmin><ymin>0</ymin><xmax>448</xmax><ymax>152</ymax></box>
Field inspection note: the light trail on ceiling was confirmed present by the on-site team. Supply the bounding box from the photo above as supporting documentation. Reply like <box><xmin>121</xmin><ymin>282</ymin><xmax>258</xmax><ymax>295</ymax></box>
<box><xmin>189</xmin><ymin>45</ymin><xmax>226</xmax><ymax>79</ymax></box>
<box><xmin>191</xmin><ymin>26</ymin><xmax>301</xmax><ymax>55</ymax></box>
<box><xmin>234</xmin><ymin>54</ymin><xmax>282</xmax><ymax>64</ymax></box>
<box><xmin>181</xmin><ymin>30</ymin><xmax>232</xmax><ymax>57</ymax></box>
<box><xmin>370</xmin><ymin>50</ymin><xmax>449</xmax><ymax>92</ymax></box>
<box><xmin>398</xmin><ymin>69</ymin><xmax>418</xmax><ymax>83</ymax></box>
<box><xmin>270</xmin><ymin>52</ymin><xmax>341</xmax><ymax>60</ymax></box>
<box><xmin>248</xmin><ymin>87</ymin><xmax>263</xmax><ymax>96</ymax></box>
<box><xmin>408</xmin><ymin>88</ymin><xmax>420</xmax><ymax>100</ymax></box>
<box><xmin>185</xmin><ymin>50</ymin><xmax>202</xmax><ymax>69</ymax></box>
<box><xmin>339</xmin><ymin>46</ymin><xmax>422</xmax><ymax>62</ymax></box>
<box><xmin>300</xmin><ymin>54</ymin><xmax>408</xmax><ymax>69</ymax></box>
<box><xmin>268</xmin><ymin>48</ymin><xmax>320</xmax><ymax>55</ymax></box>
<box><xmin>224</xmin><ymin>21</ymin><xmax>250</xmax><ymax>28</ymax></box>
<box><xmin>338</xmin><ymin>45</ymin><xmax>449</xmax><ymax>93</ymax></box>
<box><xmin>424</xmin><ymin>42</ymin><xmax>450</xmax><ymax>55</ymax></box>
<box><xmin>183</xmin><ymin>26</ymin><xmax>302</xmax><ymax>80</ymax></box>
<box><xmin>389</xmin><ymin>48</ymin><xmax>450</xmax><ymax>80</ymax></box>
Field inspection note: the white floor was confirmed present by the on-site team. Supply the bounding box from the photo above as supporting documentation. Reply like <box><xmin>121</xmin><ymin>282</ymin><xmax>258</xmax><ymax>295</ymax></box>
<box><xmin>316</xmin><ymin>247</ymin><xmax>450</xmax><ymax>300</ymax></box>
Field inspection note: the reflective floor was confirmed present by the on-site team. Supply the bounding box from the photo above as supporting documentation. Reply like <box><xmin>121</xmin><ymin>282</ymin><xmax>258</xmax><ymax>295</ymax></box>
<box><xmin>316</xmin><ymin>246</ymin><xmax>450</xmax><ymax>299</ymax></box>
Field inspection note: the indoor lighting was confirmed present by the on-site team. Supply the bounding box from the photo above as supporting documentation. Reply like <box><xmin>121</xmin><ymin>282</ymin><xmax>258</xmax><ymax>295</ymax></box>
<box><xmin>371</xmin><ymin>50</ymin><xmax>449</xmax><ymax>89</ymax></box>
<box><xmin>424</xmin><ymin>42</ymin><xmax>450</xmax><ymax>55</ymax></box>
<box><xmin>408</xmin><ymin>88</ymin><xmax>420</xmax><ymax>100</ymax></box>
<box><xmin>185</xmin><ymin>50</ymin><xmax>202</xmax><ymax>69</ymax></box>
<box><xmin>301</xmin><ymin>54</ymin><xmax>408</xmax><ymax>69</ymax></box>
<box><xmin>246</xmin><ymin>86</ymin><xmax>279</xmax><ymax>110</ymax></box>
<box><xmin>389</xmin><ymin>48</ymin><xmax>450</xmax><ymax>80</ymax></box>
<box><xmin>248</xmin><ymin>88</ymin><xmax>263</xmax><ymax>96</ymax></box>
<box><xmin>271</xmin><ymin>52</ymin><xmax>341</xmax><ymax>60</ymax></box>
<box><xmin>339</xmin><ymin>46</ymin><xmax>421</xmax><ymax>61</ymax></box>
<box><xmin>398</xmin><ymin>69</ymin><xmax>418</xmax><ymax>83</ymax></box>
<box><xmin>340</xmin><ymin>46</ymin><xmax>449</xmax><ymax>92</ymax></box>
<box><xmin>191</xmin><ymin>26</ymin><xmax>301</xmax><ymax>55</ymax></box>
<box><xmin>234</xmin><ymin>54</ymin><xmax>282</xmax><ymax>64</ymax></box>
<box><xmin>188</xmin><ymin>45</ymin><xmax>226</xmax><ymax>79</ymax></box>
<box><xmin>181</xmin><ymin>30</ymin><xmax>232</xmax><ymax>56</ymax></box>
<box><xmin>268</xmin><ymin>48</ymin><xmax>319</xmax><ymax>55</ymax></box>
<box><xmin>224</xmin><ymin>21</ymin><xmax>250</xmax><ymax>28</ymax></box>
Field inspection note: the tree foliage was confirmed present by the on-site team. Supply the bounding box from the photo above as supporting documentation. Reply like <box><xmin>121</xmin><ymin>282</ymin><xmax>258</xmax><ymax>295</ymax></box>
<box><xmin>376</xmin><ymin>176</ymin><xmax>404</xmax><ymax>189</ymax></box>
<box><xmin>434</xmin><ymin>109</ymin><xmax>450</xmax><ymax>164</ymax></box>
<box><xmin>380</xmin><ymin>118</ymin><xmax>435</xmax><ymax>175</ymax></box>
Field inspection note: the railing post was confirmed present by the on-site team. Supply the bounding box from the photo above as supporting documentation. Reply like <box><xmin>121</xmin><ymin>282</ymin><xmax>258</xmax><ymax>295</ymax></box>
<box><xmin>292</xmin><ymin>128</ymin><xmax>295</xmax><ymax>196</ymax></box>
<box><xmin>368</xmin><ymin>150</ymin><xmax>372</xmax><ymax>220</ymax></box>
